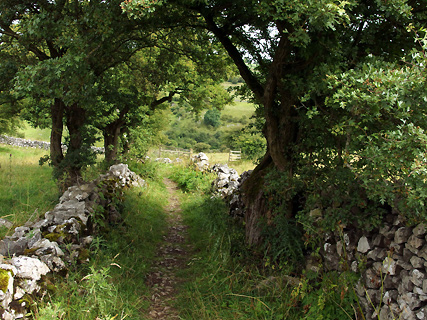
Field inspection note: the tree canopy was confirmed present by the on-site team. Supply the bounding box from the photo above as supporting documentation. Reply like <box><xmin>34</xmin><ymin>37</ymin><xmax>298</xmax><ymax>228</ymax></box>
<box><xmin>0</xmin><ymin>0</ymin><xmax>231</xmax><ymax>185</ymax></box>
<box><xmin>123</xmin><ymin>0</ymin><xmax>427</xmax><ymax>244</ymax></box>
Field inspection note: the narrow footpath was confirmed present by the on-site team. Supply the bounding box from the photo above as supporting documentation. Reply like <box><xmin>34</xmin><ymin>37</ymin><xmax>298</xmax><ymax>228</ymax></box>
<box><xmin>145</xmin><ymin>178</ymin><xmax>192</xmax><ymax>319</ymax></box>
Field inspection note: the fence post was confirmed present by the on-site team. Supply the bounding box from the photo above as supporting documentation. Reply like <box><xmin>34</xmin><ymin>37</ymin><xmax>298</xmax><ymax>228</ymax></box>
<box><xmin>158</xmin><ymin>147</ymin><xmax>162</xmax><ymax>158</ymax></box>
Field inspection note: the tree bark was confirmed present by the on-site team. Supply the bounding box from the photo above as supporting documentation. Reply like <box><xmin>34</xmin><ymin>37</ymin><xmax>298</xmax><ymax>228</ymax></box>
<box><xmin>50</xmin><ymin>98</ymin><xmax>64</xmax><ymax>168</ymax></box>
<box><xmin>65</xmin><ymin>103</ymin><xmax>86</xmax><ymax>184</ymax></box>
<box><xmin>104</xmin><ymin>122</ymin><xmax>121</xmax><ymax>163</ymax></box>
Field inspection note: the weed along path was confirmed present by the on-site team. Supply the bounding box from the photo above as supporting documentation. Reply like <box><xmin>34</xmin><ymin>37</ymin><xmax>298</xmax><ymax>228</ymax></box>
<box><xmin>145</xmin><ymin>177</ymin><xmax>192</xmax><ymax>319</ymax></box>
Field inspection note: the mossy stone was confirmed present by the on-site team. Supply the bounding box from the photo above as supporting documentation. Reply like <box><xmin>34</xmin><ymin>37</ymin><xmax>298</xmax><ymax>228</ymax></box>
<box><xmin>0</xmin><ymin>268</ymin><xmax>11</xmax><ymax>293</ymax></box>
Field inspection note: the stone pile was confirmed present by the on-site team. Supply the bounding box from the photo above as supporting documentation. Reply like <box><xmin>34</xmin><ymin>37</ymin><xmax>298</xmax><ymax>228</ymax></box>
<box><xmin>0</xmin><ymin>164</ymin><xmax>144</xmax><ymax>319</ymax></box>
<box><xmin>318</xmin><ymin>214</ymin><xmax>427</xmax><ymax>320</ymax></box>
<box><xmin>211</xmin><ymin>165</ymin><xmax>252</xmax><ymax>219</ymax></box>
<box><xmin>0</xmin><ymin>135</ymin><xmax>104</xmax><ymax>154</ymax></box>
<box><xmin>211</xmin><ymin>164</ymin><xmax>240</xmax><ymax>198</ymax></box>
<box><xmin>191</xmin><ymin>153</ymin><xmax>209</xmax><ymax>172</ymax></box>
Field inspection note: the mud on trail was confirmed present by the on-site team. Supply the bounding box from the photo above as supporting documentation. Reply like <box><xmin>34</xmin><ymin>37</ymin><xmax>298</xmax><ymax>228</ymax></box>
<box><xmin>145</xmin><ymin>178</ymin><xmax>193</xmax><ymax>319</ymax></box>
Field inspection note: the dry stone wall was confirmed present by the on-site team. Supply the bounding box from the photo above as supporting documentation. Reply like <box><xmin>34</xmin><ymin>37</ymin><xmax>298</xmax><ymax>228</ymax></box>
<box><xmin>0</xmin><ymin>164</ymin><xmax>144</xmax><ymax>319</ymax></box>
<box><xmin>221</xmin><ymin>169</ymin><xmax>427</xmax><ymax>320</ymax></box>
<box><xmin>319</xmin><ymin>215</ymin><xmax>427</xmax><ymax>320</ymax></box>
<box><xmin>0</xmin><ymin>135</ymin><xmax>104</xmax><ymax>153</ymax></box>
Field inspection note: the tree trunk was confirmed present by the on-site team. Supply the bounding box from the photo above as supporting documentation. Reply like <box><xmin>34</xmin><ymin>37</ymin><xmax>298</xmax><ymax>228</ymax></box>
<box><xmin>65</xmin><ymin>103</ymin><xmax>86</xmax><ymax>184</ymax></box>
<box><xmin>201</xmin><ymin>13</ymin><xmax>298</xmax><ymax>245</ymax></box>
<box><xmin>104</xmin><ymin>122</ymin><xmax>121</xmax><ymax>163</ymax></box>
<box><xmin>50</xmin><ymin>98</ymin><xmax>64</xmax><ymax>168</ymax></box>
<box><xmin>241</xmin><ymin>152</ymin><xmax>273</xmax><ymax>245</ymax></box>
<box><xmin>241</xmin><ymin>97</ymin><xmax>298</xmax><ymax>245</ymax></box>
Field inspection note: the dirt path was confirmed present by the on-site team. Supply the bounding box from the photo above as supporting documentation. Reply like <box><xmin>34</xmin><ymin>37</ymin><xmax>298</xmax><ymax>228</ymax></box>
<box><xmin>145</xmin><ymin>178</ymin><xmax>192</xmax><ymax>319</ymax></box>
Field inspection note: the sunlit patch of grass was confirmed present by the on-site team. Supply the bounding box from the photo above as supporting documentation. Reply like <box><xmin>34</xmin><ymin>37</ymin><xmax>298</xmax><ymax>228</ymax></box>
<box><xmin>222</xmin><ymin>100</ymin><xmax>255</xmax><ymax>119</ymax></box>
<box><xmin>206</xmin><ymin>152</ymin><xmax>256</xmax><ymax>174</ymax></box>
<box><xmin>0</xmin><ymin>144</ymin><xmax>59</xmax><ymax>235</ymax></box>
<box><xmin>15</xmin><ymin>122</ymin><xmax>52</xmax><ymax>142</ymax></box>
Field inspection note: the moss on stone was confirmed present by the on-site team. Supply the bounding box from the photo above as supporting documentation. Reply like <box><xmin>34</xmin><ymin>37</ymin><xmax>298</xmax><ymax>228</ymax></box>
<box><xmin>43</xmin><ymin>232</ymin><xmax>62</xmax><ymax>242</ymax></box>
<box><xmin>23</xmin><ymin>247</ymin><xmax>38</xmax><ymax>255</ymax></box>
<box><xmin>0</xmin><ymin>269</ymin><xmax>11</xmax><ymax>293</ymax></box>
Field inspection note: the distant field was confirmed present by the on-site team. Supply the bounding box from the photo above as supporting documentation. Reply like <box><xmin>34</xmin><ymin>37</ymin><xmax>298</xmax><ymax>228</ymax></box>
<box><xmin>222</xmin><ymin>100</ymin><xmax>256</xmax><ymax>119</ymax></box>
<box><xmin>0</xmin><ymin>144</ymin><xmax>58</xmax><ymax>234</ymax></box>
<box><xmin>15</xmin><ymin>122</ymin><xmax>51</xmax><ymax>142</ymax></box>
<box><xmin>13</xmin><ymin>122</ymin><xmax>105</xmax><ymax>147</ymax></box>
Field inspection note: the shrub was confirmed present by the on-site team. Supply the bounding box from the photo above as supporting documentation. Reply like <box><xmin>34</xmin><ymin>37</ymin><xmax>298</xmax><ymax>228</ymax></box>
<box><xmin>194</xmin><ymin>142</ymin><xmax>211</xmax><ymax>153</ymax></box>
<box><xmin>203</xmin><ymin>109</ymin><xmax>221</xmax><ymax>128</ymax></box>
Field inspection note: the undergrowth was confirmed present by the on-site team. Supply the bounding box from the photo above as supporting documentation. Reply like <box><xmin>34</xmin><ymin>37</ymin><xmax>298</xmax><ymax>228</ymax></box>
<box><xmin>168</xmin><ymin>165</ymin><xmax>215</xmax><ymax>193</ymax></box>
<box><xmin>2</xmin><ymin>152</ymin><xmax>362</xmax><ymax>319</ymax></box>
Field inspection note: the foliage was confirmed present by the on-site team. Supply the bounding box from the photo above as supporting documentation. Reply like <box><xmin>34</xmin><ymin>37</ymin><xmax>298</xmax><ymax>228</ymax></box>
<box><xmin>261</xmin><ymin>168</ymin><xmax>305</xmax><ymax>265</ymax></box>
<box><xmin>203</xmin><ymin>108</ymin><xmax>221</xmax><ymax>128</ymax></box>
<box><xmin>224</xmin><ymin>126</ymin><xmax>266</xmax><ymax>161</ymax></box>
<box><xmin>123</xmin><ymin>0</ymin><xmax>427</xmax><ymax>242</ymax></box>
<box><xmin>127</xmin><ymin>159</ymin><xmax>164</xmax><ymax>183</ymax></box>
<box><xmin>295</xmin><ymin>270</ymin><xmax>359</xmax><ymax>320</ymax></box>
<box><xmin>169</xmin><ymin>165</ymin><xmax>215</xmax><ymax>193</ymax></box>
<box><xmin>193</xmin><ymin>142</ymin><xmax>211</xmax><ymax>153</ymax></box>
<box><xmin>166</xmin><ymin>100</ymin><xmax>258</xmax><ymax>153</ymax></box>
<box><xmin>174</xmin><ymin>177</ymin><xmax>360</xmax><ymax>320</ymax></box>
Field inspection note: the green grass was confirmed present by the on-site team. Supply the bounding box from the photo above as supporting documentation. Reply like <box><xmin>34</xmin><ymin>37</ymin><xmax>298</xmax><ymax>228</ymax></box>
<box><xmin>222</xmin><ymin>100</ymin><xmax>256</xmax><ymax>119</ymax></box>
<box><xmin>11</xmin><ymin>121</ymin><xmax>104</xmax><ymax>147</ymax></box>
<box><xmin>168</xmin><ymin>166</ymin><xmax>359</xmax><ymax>320</ymax></box>
<box><xmin>1</xmin><ymin>150</ymin><xmax>359</xmax><ymax>319</ymax></box>
<box><xmin>173</xmin><ymin>192</ymin><xmax>302</xmax><ymax>320</ymax></box>
<box><xmin>15</xmin><ymin>122</ymin><xmax>52</xmax><ymax>142</ymax></box>
<box><xmin>0</xmin><ymin>144</ymin><xmax>59</xmax><ymax>235</ymax></box>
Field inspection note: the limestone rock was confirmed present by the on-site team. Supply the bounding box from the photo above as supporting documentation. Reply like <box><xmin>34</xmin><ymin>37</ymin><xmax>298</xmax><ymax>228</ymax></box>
<box><xmin>410</xmin><ymin>256</ymin><xmax>425</xmax><ymax>269</ymax></box>
<box><xmin>11</xmin><ymin>256</ymin><xmax>49</xmax><ymax>281</ymax></box>
<box><xmin>410</xmin><ymin>269</ymin><xmax>425</xmax><ymax>287</ymax></box>
<box><xmin>394</xmin><ymin>227</ymin><xmax>412</xmax><ymax>244</ymax></box>
<box><xmin>413</xmin><ymin>224</ymin><xmax>426</xmax><ymax>238</ymax></box>
<box><xmin>367</xmin><ymin>247</ymin><xmax>387</xmax><ymax>261</ymax></box>
<box><xmin>408</xmin><ymin>235</ymin><xmax>425</xmax><ymax>249</ymax></box>
<box><xmin>0</xmin><ymin>268</ymin><xmax>14</xmax><ymax>310</ymax></box>
<box><xmin>0</xmin><ymin>219</ymin><xmax>13</xmax><ymax>229</ymax></box>
<box><xmin>382</xmin><ymin>257</ymin><xmax>397</xmax><ymax>275</ymax></box>
<box><xmin>0</xmin><ymin>238</ymin><xmax>28</xmax><ymax>257</ymax></box>
<box><xmin>357</xmin><ymin>236</ymin><xmax>371</xmax><ymax>253</ymax></box>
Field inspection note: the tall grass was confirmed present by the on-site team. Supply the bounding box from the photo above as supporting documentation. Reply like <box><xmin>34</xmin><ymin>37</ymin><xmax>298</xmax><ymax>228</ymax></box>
<box><xmin>170</xmin><ymin>164</ymin><xmax>359</xmax><ymax>320</ymax></box>
<box><xmin>173</xmin><ymin>192</ymin><xmax>302</xmax><ymax>319</ymax></box>
<box><xmin>0</xmin><ymin>145</ymin><xmax>58</xmax><ymax>235</ymax></box>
